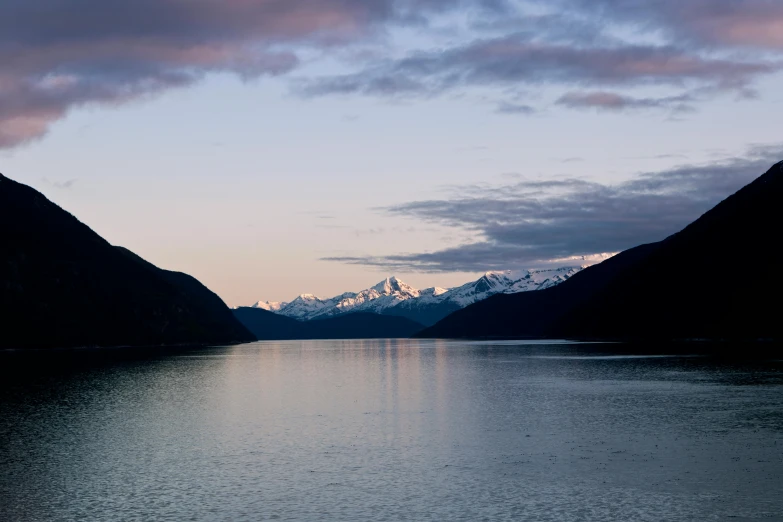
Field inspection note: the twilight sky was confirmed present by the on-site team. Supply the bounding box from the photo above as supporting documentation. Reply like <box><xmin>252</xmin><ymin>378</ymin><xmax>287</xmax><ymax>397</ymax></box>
<box><xmin>2</xmin><ymin>0</ymin><xmax>782</xmax><ymax>305</ymax></box>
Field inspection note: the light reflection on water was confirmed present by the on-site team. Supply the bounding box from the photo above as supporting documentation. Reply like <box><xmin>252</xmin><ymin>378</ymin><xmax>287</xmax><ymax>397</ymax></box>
<box><xmin>1</xmin><ymin>340</ymin><xmax>782</xmax><ymax>521</ymax></box>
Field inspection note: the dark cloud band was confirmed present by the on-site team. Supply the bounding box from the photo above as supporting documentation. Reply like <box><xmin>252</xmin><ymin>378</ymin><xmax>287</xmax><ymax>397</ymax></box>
<box><xmin>323</xmin><ymin>146</ymin><xmax>783</xmax><ymax>272</ymax></box>
<box><xmin>299</xmin><ymin>39</ymin><xmax>774</xmax><ymax>97</ymax></box>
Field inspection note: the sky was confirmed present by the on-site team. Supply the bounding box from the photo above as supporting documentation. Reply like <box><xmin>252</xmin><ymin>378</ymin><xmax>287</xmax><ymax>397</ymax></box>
<box><xmin>2</xmin><ymin>0</ymin><xmax>782</xmax><ymax>306</ymax></box>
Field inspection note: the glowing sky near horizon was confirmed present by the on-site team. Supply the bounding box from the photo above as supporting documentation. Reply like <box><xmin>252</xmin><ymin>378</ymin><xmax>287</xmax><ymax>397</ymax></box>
<box><xmin>2</xmin><ymin>0</ymin><xmax>782</xmax><ymax>305</ymax></box>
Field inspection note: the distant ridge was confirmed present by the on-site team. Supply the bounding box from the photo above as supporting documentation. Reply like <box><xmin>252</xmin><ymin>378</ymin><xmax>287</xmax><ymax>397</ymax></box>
<box><xmin>418</xmin><ymin>161</ymin><xmax>783</xmax><ymax>341</ymax></box>
<box><xmin>0</xmin><ymin>173</ymin><xmax>254</xmax><ymax>349</ymax></box>
<box><xmin>233</xmin><ymin>308</ymin><xmax>425</xmax><ymax>340</ymax></box>
<box><xmin>244</xmin><ymin>268</ymin><xmax>582</xmax><ymax>326</ymax></box>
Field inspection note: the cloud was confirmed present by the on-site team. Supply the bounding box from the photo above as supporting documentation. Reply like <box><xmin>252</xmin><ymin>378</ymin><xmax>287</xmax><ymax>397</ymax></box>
<box><xmin>496</xmin><ymin>101</ymin><xmax>536</xmax><ymax>115</ymax></box>
<box><xmin>298</xmin><ymin>1</ymin><xmax>783</xmax><ymax>113</ymax></box>
<box><xmin>323</xmin><ymin>145</ymin><xmax>783</xmax><ymax>272</ymax></box>
<box><xmin>4</xmin><ymin>0</ymin><xmax>783</xmax><ymax>148</ymax></box>
<box><xmin>556</xmin><ymin>91</ymin><xmax>695</xmax><ymax>112</ymax></box>
<box><xmin>0</xmin><ymin>71</ymin><xmax>200</xmax><ymax>148</ymax></box>
<box><xmin>42</xmin><ymin>177</ymin><xmax>77</xmax><ymax>190</ymax></box>
<box><xmin>561</xmin><ymin>0</ymin><xmax>783</xmax><ymax>50</ymax></box>
<box><xmin>299</xmin><ymin>37</ymin><xmax>774</xmax><ymax>97</ymax></box>
<box><xmin>1</xmin><ymin>0</ymin><xmax>513</xmax><ymax>149</ymax></box>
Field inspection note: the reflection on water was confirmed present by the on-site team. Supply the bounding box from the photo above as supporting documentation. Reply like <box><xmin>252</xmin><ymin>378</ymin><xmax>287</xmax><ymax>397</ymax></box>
<box><xmin>1</xmin><ymin>340</ymin><xmax>782</xmax><ymax>521</ymax></box>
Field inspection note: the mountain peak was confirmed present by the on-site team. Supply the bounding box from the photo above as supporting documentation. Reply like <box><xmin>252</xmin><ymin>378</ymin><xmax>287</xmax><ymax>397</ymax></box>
<box><xmin>248</xmin><ymin>267</ymin><xmax>582</xmax><ymax>323</ymax></box>
<box><xmin>371</xmin><ymin>276</ymin><xmax>416</xmax><ymax>295</ymax></box>
<box><xmin>421</xmin><ymin>286</ymin><xmax>448</xmax><ymax>297</ymax></box>
<box><xmin>295</xmin><ymin>293</ymin><xmax>320</xmax><ymax>301</ymax></box>
<box><xmin>252</xmin><ymin>300</ymin><xmax>286</xmax><ymax>312</ymax></box>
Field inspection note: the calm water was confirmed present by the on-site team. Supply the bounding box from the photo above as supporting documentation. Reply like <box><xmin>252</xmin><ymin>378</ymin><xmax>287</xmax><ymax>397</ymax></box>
<box><xmin>1</xmin><ymin>340</ymin><xmax>782</xmax><ymax>521</ymax></box>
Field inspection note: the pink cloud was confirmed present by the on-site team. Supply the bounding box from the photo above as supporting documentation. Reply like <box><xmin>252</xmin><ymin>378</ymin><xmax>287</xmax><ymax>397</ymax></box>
<box><xmin>0</xmin><ymin>0</ymin><xmax>443</xmax><ymax>148</ymax></box>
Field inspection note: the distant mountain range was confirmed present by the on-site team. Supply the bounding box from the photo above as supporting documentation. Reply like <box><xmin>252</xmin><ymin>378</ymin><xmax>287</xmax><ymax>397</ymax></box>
<box><xmin>0</xmin><ymin>173</ymin><xmax>254</xmax><ymax>349</ymax></box>
<box><xmin>244</xmin><ymin>267</ymin><xmax>583</xmax><ymax>326</ymax></box>
<box><xmin>5</xmin><ymin>160</ymin><xmax>779</xmax><ymax>347</ymax></box>
<box><xmin>418</xmin><ymin>161</ymin><xmax>783</xmax><ymax>342</ymax></box>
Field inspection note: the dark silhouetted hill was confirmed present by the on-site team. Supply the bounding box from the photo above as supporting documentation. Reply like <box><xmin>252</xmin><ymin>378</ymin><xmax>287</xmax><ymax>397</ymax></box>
<box><xmin>0</xmin><ymin>173</ymin><xmax>254</xmax><ymax>349</ymax></box>
<box><xmin>233</xmin><ymin>308</ymin><xmax>425</xmax><ymax>340</ymax></box>
<box><xmin>418</xmin><ymin>161</ymin><xmax>783</xmax><ymax>341</ymax></box>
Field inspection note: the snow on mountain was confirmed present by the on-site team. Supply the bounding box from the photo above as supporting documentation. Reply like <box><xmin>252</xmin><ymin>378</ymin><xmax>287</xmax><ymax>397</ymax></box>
<box><xmin>445</xmin><ymin>267</ymin><xmax>583</xmax><ymax>307</ymax></box>
<box><xmin>331</xmin><ymin>276</ymin><xmax>420</xmax><ymax>316</ymax></box>
<box><xmin>245</xmin><ymin>267</ymin><xmax>584</xmax><ymax>323</ymax></box>
<box><xmin>273</xmin><ymin>277</ymin><xmax>419</xmax><ymax>321</ymax></box>
<box><xmin>416</xmin><ymin>287</ymin><xmax>449</xmax><ymax>303</ymax></box>
<box><xmin>371</xmin><ymin>276</ymin><xmax>418</xmax><ymax>296</ymax></box>
<box><xmin>276</xmin><ymin>293</ymin><xmax>356</xmax><ymax>320</ymax></box>
<box><xmin>251</xmin><ymin>300</ymin><xmax>287</xmax><ymax>312</ymax></box>
<box><xmin>509</xmin><ymin>268</ymin><xmax>579</xmax><ymax>292</ymax></box>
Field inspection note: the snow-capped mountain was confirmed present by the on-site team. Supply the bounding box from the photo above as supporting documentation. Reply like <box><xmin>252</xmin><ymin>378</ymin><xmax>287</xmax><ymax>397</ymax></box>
<box><xmin>385</xmin><ymin>268</ymin><xmax>582</xmax><ymax>325</ymax></box>
<box><xmin>274</xmin><ymin>293</ymin><xmax>352</xmax><ymax>320</ymax></box>
<box><xmin>245</xmin><ymin>267</ymin><xmax>583</xmax><ymax>326</ymax></box>
<box><xmin>269</xmin><ymin>277</ymin><xmax>420</xmax><ymax>321</ymax></box>
<box><xmin>251</xmin><ymin>300</ymin><xmax>287</xmax><ymax>312</ymax></box>
<box><xmin>327</xmin><ymin>277</ymin><xmax>420</xmax><ymax>317</ymax></box>
<box><xmin>444</xmin><ymin>268</ymin><xmax>582</xmax><ymax>307</ymax></box>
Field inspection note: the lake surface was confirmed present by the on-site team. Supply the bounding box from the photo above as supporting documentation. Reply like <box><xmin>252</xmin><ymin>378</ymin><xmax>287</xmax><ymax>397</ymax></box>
<box><xmin>1</xmin><ymin>340</ymin><xmax>782</xmax><ymax>521</ymax></box>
